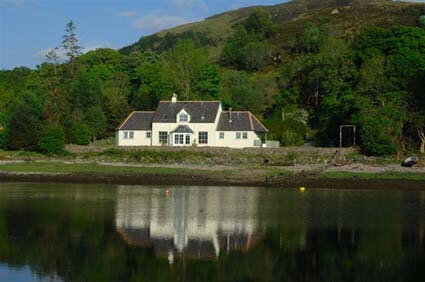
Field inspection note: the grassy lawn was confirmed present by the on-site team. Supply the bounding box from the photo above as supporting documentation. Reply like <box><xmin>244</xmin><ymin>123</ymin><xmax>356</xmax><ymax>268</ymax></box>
<box><xmin>0</xmin><ymin>162</ymin><xmax>214</xmax><ymax>176</ymax></box>
<box><xmin>322</xmin><ymin>171</ymin><xmax>425</xmax><ymax>181</ymax></box>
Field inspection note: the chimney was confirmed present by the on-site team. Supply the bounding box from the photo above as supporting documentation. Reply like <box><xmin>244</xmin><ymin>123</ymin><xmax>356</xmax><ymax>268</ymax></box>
<box><xmin>229</xmin><ymin>108</ymin><xmax>232</xmax><ymax>123</ymax></box>
<box><xmin>171</xmin><ymin>93</ymin><xmax>177</xmax><ymax>103</ymax></box>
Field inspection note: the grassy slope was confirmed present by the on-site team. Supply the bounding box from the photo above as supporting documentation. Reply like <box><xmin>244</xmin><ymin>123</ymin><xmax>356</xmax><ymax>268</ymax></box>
<box><xmin>122</xmin><ymin>0</ymin><xmax>425</xmax><ymax>55</ymax></box>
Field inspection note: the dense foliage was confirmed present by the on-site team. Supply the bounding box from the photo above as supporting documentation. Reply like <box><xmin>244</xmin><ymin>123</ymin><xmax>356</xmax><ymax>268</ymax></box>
<box><xmin>1</xmin><ymin>10</ymin><xmax>425</xmax><ymax>155</ymax></box>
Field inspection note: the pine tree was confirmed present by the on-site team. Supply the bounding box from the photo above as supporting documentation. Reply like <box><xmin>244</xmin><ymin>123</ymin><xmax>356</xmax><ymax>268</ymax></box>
<box><xmin>62</xmin><ymin>20</ymin><xmax>82</xmax><ymax>76</ymax></box>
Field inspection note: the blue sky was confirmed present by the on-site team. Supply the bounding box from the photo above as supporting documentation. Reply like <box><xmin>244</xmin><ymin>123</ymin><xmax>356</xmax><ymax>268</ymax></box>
<box><xmin>0</xmin><ymin>0</ymin><xmax>286</xmax><ymax>70</ymax></box>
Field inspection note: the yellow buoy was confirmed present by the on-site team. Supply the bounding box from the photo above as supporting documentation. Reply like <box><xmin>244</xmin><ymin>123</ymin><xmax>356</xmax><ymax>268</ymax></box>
<box><xmin>299</xmin><ymin>187</ymin><xmax>306</xmax><ymax>192</ymax></box>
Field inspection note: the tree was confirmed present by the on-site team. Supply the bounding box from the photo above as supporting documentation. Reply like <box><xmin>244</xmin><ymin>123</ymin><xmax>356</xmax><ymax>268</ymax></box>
<box><xmin>242</xmin><ymin>41</ymin><xmax>271</xmax><ymax>70</ymax></box>
<box><xmin>298</xmin><ymin>22</ymin><xmax>323</xmax><ymax>54</ymax></box>
<box><xmin>69</xmin><ymin>123</ymin><xmax>90</xmax><ymax>145</ymax></box>
<box><xmin>38</xmin><ymin>124</ymin><xmax>65</xmax><ymax>154</ymax></box>
<box><xmin>193</xmin><ymin>64</ymin><xmax>220</xmax><ymax>100</ymax></box>
<box><xmin>243</xmin><ymin>8</ymin><xmax>276</xmax><ymax>38</ymax></box>
<box><xmin>85</xmin><ymin>106</ymin><xmax>107</xmax><ymax>142</ymax></box>
<box><xmin>102</xmin><ymin>72</ymin><xmax>131</xmax><ymax>132</ymax></box>
<box><xmin>169</xmin><ymin>39</ymin><xmax>207</xmax><ymax>99</ymax></box>
<box><xmin>45</xmin><ymin>47</ymin><xmax>60</xmax><ymax>76</ymax></box>
<box><xmin>220</xmin><ymin>70</ymin><xmax>265</xmax><ymax>114</ymax></box>
<box><xmin>132</xmin><ymin>60</ymin><xmax>175</xmax><ymax>110</ymax></box>
<box><xmin>6</xmin><ymin>103</ymin><xmax>43</xmax><ymax>151</ymax></box>
<box><xmin>62</xmin><ymin>20</ymin><xmax>82</xmax><ymax>76</ymax></box>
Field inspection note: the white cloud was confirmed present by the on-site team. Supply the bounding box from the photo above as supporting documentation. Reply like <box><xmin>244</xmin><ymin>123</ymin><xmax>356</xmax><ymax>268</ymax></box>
<box><xmin>119</xmin><ymin>10</ymin><xmax>138</xmax><ymax>18</ymax></box>
<box><xmin>132</xmin><ymin>11</ymin><xmax>197</xmax><ymax>34</ymax></box>
<box><xmin>37</xmin><ymin>41</ymin><xmax>112</xmax><ymax>63</ymax></box>
<box><xmin>168</xmin><ymin>0</ymin><xmax>207</xmax><ymax>10</ymax></box>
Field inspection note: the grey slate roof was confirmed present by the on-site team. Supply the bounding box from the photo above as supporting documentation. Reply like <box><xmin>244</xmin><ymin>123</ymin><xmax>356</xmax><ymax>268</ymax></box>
<box><xmin>217</xmin><ymin>112</ymin><xmax>268</xmax><ymax>133</ymax></box>
<box><xmin>152</xmin><ymin>101</ymin><xmax>220</xmax><ymax>123</ymax></box>
<box><xmin>171</xmin><ymin>125</ymin><xmax>194</xmax><ymax>134</ymax></box>
<box><xmin>118</xmin><ymin>111</ymin><xmax>154</xmax><ymax>130</ymax></box>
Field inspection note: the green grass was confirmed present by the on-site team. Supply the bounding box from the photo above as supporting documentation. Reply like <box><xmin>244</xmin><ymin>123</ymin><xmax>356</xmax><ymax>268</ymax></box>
<box><xmin>0</xmin><ymin>162</ymin><xmax>212</xmax><ymax>176</ymax></box>
<box><xmin>322</xmin><ymin>171</ymin><xmax>425</xmax><ymax>181</ymax></box>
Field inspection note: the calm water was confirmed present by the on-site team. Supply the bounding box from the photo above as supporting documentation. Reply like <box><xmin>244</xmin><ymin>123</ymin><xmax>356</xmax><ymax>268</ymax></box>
<box><xmin>0</xmin><ymin>183</ymin><xmax>424</xmax><ymax>282</ymax></box>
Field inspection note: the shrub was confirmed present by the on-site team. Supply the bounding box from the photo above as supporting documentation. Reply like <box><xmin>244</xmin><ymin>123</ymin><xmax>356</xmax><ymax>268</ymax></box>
<box><xmin>69</xmin><ymin>123</ymin><xmax>90</xmax><ymax>145</ymax></box>
<box><xmin>38</xmin><ymin>124</ymin><xmax>65</xmax><ymax>154</ymax></box>
<box><xmin>281</xmin><ymin>119</ymin><xmax>307</xmax><ymax>146</ymax></box>
<box><xmin>359</xmin><ymin>119</ymin><xmax>398</xmax><ymax>156</ymax></box>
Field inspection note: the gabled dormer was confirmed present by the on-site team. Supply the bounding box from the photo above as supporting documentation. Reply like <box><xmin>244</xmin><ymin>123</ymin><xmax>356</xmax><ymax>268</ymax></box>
<box><xmin>177</xmin><ymin>108</ymin><xmax>191</xmax><ymax>124</ymax></box>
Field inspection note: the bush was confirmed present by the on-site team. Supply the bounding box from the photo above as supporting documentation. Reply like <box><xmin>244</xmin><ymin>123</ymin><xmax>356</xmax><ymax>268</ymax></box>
<box><xmin>38</xmin><ymin>124</ymin><xmax>65</xmax><ymax>154</ymax></box>
<box><xmin>359</xmin><ymin>119</ymin><xmax>398</xmax><ymax>156</ymax></box>
<box><xmin>69</xmin><ymin>123</ymin><xmax>90</xmax><ymax>145</ymax></box>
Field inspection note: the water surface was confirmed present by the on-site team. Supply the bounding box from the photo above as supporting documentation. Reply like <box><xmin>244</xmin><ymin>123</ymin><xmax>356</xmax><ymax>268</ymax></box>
<box><xmin>0</xmin><ymin>183</ymin><xmax>424</xmax><ymax>281</ymax></box>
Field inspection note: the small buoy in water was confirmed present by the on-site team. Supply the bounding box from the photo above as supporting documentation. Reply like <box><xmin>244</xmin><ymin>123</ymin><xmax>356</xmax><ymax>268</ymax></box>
<box><xmin>299</xmin><ymin>187</ymin><xmax>306</xmax><ymax>192</ymax></box>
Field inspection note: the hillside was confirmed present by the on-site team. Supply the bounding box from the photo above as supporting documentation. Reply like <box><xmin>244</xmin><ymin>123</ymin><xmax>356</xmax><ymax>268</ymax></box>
<box><xmin>121</xmin><ymin>0</ymin><xmax>425</xmax><ymax>55</ymax></box>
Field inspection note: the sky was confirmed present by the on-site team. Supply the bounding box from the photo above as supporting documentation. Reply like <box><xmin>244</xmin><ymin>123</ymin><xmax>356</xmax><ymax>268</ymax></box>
<box><xmin>0</xmin><ymin>0</ymin><xmax>286</xmax><ymax>70</ymax></box>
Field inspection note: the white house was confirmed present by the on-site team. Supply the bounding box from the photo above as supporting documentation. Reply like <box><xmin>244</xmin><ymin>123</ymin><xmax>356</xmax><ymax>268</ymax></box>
<box><xmin>116</xmin><ymin>94</ymin><xmax>268</xmax><ymax>148</ymax></box>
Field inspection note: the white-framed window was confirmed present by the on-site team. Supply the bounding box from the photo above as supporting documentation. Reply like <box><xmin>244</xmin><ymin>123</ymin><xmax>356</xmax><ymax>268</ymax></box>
<box><xmin>175</xmin><ymin>134</ymin><xmax>184</xmax><ymax>144</ymax></box>
<box><xmin>146</xmin><ymin>131</ymin><xmax>151</xmax><ymax>139</ymax></box>
<box><xmin>236</xmin><ymin>132</ymin><xmax>241</xmax><ymax>139</ymax></box>
<box><xmin>129</xmin><ymin>132</ymin><xmax>134</xmax><ymax>139</ymax></box>
<box><xmin>199</xmin><ymin>132</ymin><xmax>208</xmax><ymax>144</ymax></box>
<box><xmin>242</xmin><ymin>132</ymin><xmax>248</xmax><ymax>139</ymax></box>
<box><xmin>159</xmin><ymin>131</ymin><xmax>168</xmax><ymax>144</ymax></box>
<box><xmin>124</xmin><ymin>131</ymin><xmax>128</xmax><ymax>139</ymax></box>
<box><xmin>219</xmin><ymin>132</ymin><xmax>224</xmax><ymax>139</ymax></box>
<box><xmin>174</xmin><ymin>133</ymin><xmax>191</xmax><ymax>145</ymax></box>
<box><xmin>179</xmin><ymin>114</ymin><xmax>188</xmax><ymax>122</ymax></box>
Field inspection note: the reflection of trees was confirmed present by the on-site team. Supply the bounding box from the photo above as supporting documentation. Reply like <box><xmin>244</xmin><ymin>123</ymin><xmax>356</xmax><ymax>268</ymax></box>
<box><xmin>0</xmin><ymin>185</ymin><xmax>424</xmax><ymax>281</ymax></box>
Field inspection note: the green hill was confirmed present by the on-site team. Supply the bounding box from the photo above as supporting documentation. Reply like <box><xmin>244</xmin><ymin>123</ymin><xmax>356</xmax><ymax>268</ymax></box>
<box><xmin>121</xmin><ymin>0</ymin><xmax>425</xmax><ymax>57</ymax></box>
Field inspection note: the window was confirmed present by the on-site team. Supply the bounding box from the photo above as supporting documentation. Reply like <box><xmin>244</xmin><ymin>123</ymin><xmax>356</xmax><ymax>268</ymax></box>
<box><xmin>185</xmin><ymin>134</ymin><xmax>190</xmax><ymax>144</ymax></box>
<box><xmin>236</xmin><ymin>132</ymin><xmax>241</xmax><ymax>139</ymax></box>
<box><xmin>242</xmin><ymin>132</ymin><xmax>248</xmax><ymax>139</ymax></box>
<box><xmin>124</xmin><ymin>132</ymin><xmax>128</xmax><ymax>139</ymax></box>
<box><xmin>179</xmin><ymin>114</ymin><xmax>188</xmax><ymax>122</ymax></box>
<box><xmin>174</xmin><ymin>134</ymin><xmax>184</xmax><ymax>145</ymax></box>
<box><xmin>129</xmin><ymin>132</ymin><xmax>134</xmax><ymax>139</ymax></box>
<box><xmin>159</xmin><ymin>131</ymin><xmax>168</xmax><ymax>144</ymax></box>
<box><xmin>219</xmin><ymin>132</ymin><xmax>224</xmax><ymax>139</ymax></box>
<box><xmin>199</xmin><ymin>132</ymin><xmax>208</xmax><ymax>144</ymax></box>
<box><xmin>146</xmin><ymin>132</ymin><xmax>151</xmax><ymax>139</ymax></box>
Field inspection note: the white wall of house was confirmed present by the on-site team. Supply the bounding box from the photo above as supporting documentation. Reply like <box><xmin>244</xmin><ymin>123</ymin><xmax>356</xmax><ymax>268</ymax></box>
<box><xmin>116</xmin><ymin>130</ymin><xmax>152</xmax><ymax>146</ymax></box>
<box><xmin>151</xmin><ymin>122</ymin><xmax>219</xmax><ymax>147</ymax></box>
<box><xmin>151</xmin><ymin>104</ymin><xmax>223</xmax><ymax>147</ymax></box>
<box><xmin>215</xmin><ymin>131</ymin><xmax>261</xmax><ymax>148</ymax></box>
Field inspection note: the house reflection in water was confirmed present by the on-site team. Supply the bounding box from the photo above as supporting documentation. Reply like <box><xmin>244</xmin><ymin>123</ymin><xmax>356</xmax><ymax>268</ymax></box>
<box><xmin>115</xmin><ymin>186</ymin><xmax>262</xmax><ymax>262</ymax></box>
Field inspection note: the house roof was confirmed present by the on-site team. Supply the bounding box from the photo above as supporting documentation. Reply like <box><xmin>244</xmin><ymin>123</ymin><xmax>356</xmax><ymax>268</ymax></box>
<box><xmin>152</xmin><ymin>101</ymin><xmax>220</xmax><ymax>123</ymax></box>
<box><xmin>171</xmin><ymin>125</ymin><xmax>194</xmax><ymax>134</ymax></box>
<box><xmin>217</xmin><ymin>112</ymin><xmax>268</xmax><ymax>133</ymax></box>
<box><xmin>118</xmin><ymin>111</ymin><xmax>154</xmax><ymax>130</ymax></box>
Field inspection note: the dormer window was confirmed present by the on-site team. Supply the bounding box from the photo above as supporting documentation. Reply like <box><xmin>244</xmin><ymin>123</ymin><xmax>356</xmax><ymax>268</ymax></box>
<box><xmin>163</xmin><ymin>114</ymin><xmax>168</xmax><ymax>120</ymax></box>
<box><xmin>179</xmin><ymin>114</ymin><xmax>188</xmax><ymax>122</ymax></box>
<box><xmin>201</xmin><ymin>115</ymin><xmax>206</xmax><ymax>120</ymax></box>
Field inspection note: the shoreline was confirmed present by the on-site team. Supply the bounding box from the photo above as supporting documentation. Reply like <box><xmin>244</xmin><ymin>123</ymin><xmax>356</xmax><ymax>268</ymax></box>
<box><xmin>1</xmin><ymin>170</ymin><xmax>425</xmax><ymax>191</ymax></box>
